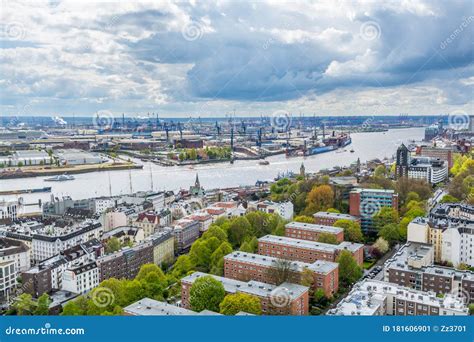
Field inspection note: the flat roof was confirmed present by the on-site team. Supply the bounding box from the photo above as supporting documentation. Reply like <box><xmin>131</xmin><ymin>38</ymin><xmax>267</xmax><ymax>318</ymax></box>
<box><xmin>182</xmin><ymin>272</ymin><xmax>308</xmax><ymax>300</ymax></box>
<box><xmin>384</xmin><ymin>242</ymin><xmax>433</xmax><ymax>272</ymax></box>
<box><xmin>351</xmin><ymin>188</ymin><xmax>395</xmax><ymax>194</ymax></box>
<box><xmin>313</xmin><ymin>211</ymin><xmax>358</xmax><ymax>221</ymax></box>
<box><xmin>328</xmin><ymin>279</ymin><xmax>468</xmax><ymax>315</ymax></box>
<box><xmin>124</xmin><ymin>298</ymin><xmax>197</xmax><ymax>316</ymax></box>
<box><xmin>285</xmin><ymin>221</ymin><xmax>343</xmax><ymax>234</ymax></box>
<box><xmin>225</xmin><ymin>252</ymin><xmax>338</xmax><ymax>274</ymax></box>
<box><xmin>259</xmin><ymin>235</ymin><xmax>363</xmax><ymax>253</ymax></box>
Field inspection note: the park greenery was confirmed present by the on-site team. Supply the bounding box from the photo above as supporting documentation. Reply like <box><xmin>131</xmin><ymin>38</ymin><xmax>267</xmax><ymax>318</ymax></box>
<box><xmin>448</xmin><ymin>154</ymin><xmax>474</xmax><ymax>204</ymax></box>
<box><xmin>60</xmin><ymin>264</ymin><xmax>168</xmax><ymax>315</ymax></box>
<box><xmin>9</xmin><ymin>293</ymin><xmax>51</xmax><ymax>315</ymax></box>
<box><xmin>172</xmin><ymin>146</ymin><xmax>232</xmax><ymax>162</ymax></box>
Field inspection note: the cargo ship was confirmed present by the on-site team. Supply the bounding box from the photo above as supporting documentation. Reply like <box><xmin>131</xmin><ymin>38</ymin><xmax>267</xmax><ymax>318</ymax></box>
<box><xmin>305</xmin><ymin>132</ymin><xmax>352</xmax><ymax>156</ymax></box>
<box><xmin>323</xmin><ymin>132</ymin><xmax>352</xmax><ymax>148</ymax></box>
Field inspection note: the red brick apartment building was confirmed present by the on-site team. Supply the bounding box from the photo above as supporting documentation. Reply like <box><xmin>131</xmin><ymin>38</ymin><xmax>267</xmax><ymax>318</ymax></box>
<box><xmin>313</xmin><ymin>211</ymin><xmax>360</xmax><ymax>226</ymax></box>
<box><xmin>181</xmin><ymin>272</ymin><xmax>309</xmax><ymax>315</ymax></box>
<box><xmin>258</xmin><ymin>235</ymin><xmax>364</xmax><ymax>265</ymax></box>
<box><xmin>285</xmin><ymin>221</ymin><xmax>344</xmax><ymax>243</ymax></box>
<box><xmin>224</xmin><ymin>252</ymin><xmax>339</xmax><ymax>297</ymax></box>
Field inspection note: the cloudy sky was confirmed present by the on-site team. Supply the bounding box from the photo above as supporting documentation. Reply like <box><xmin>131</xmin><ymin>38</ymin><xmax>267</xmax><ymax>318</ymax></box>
<box><xmin>1</xmin><ymin>0</ymin><xmax>473</xmax><ymax>117</ymax></box>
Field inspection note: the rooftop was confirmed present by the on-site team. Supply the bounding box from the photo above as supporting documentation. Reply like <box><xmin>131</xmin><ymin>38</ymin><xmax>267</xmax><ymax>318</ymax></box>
<box><xmin>259</xmin><ymin>235</ymin><xmax>363</xmax><ymax>253</ymax></box>
<box><xmin>351</xmin><ymin>188</ymin><xmax>396</xmax><ymax>195</ymax></box>
<box><xmin>313</xmin><ymin>211</ymin><xmax>358</xmax><ymax>221</ymax></box>
<box><xmin>124</xmin><ymin>298</ymin><xmax>197</xmax><ymax>316</ymax></box>
<box><xmin>285</xmin><ymin>221</ymin><xmax>344</xmax><ymax>234</ymax></box>
<box><xmin>328</xmin><ymin>279</ymin><xmax>468</xmax><ymax>316</ymax></box>
<box><xmin>182</xmin><ymin>272</ymin><xmax>308</xmax><ymax>300</ymax></box>
<box><xmin>384</xmin><ymin>242</ymin><xmax>433</xmax><ymax>272</ymax></box>
<box><xmin>225</xmin><ymin>252</ymin><xmax>338</xmax><ymax>274</ymax></box>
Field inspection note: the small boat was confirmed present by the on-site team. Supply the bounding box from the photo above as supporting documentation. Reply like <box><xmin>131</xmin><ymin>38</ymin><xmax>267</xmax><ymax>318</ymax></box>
<box><xmin>258</xmin><ymin>160</ymin><xmax>270</xmax><ymax>165</ymax></box>
<box><xmin>45</xmin><ymin>174</ymin><xmax>75</xmax><ymax>182</ymax></box>
<box><xmin>350</xmin><ymin>149</ymin><xmax>355</xmax><ymax>153</ymax></box>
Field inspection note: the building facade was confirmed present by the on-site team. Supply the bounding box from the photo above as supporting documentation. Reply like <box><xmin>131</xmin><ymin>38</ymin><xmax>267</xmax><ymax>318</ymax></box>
<box><xmin>285</xmin><ymin>221</ymin><xmax>344</xmax><ymax>243</ymax></box>
<box><xmin>224</xmin><ymin>252</ymin><xmax>339</xmax><ymax>297</ymax></box>
<box><xmin>313</xmin><ymin>211</ymin><xmax>360</xmax><ymax>226</ymax></box>
<box><xmin>181</xmin><ymin>272</ymin><xmax>309</xmax><ymax>315</ymax></box>
<box><xmin>349</xmin><ymin>188</ymin><xmax>399</xmax><ymax>234</ymax></box>
<box><xmin>0</xmin><ymin>238</ymin><xmax>30</xmax><ymax>297</ymax></box>
<box><xmin>327</xmin><ymin>279</ymin><xmax>468</xmax><ymax>316</ymax></box>
<box><xmin>61</xmin><ymin>261</ymin><xmax>99</xmax><ymax>294</ymax></box>
<box><xmin>258</xmin><ymin>235</ymin><xmax>364</xmax><ymax>265</ymax></box>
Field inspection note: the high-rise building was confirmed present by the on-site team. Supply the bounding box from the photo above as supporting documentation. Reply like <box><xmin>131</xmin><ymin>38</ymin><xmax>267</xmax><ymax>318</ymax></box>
<box><xmin>395</xmin><ymin>143</ymin><xmax>410</xmax><ymax>179</ymax></box>
<box><xmin>349</xmin><ymin>188</ymin><xmax>399</xmax><ymax>234</ymax></box>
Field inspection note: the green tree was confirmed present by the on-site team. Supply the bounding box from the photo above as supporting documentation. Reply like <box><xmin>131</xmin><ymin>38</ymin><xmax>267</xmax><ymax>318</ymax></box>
<box><xmin>239</xmin><ymin>241</ymin><xmax>254</xmax><ymax>253</ymax></box>
<box><xmin>378</xmin><ymin>223</ymin><xmax>401</xmax><ymax>245</ymax></box>
<box><xmin>189</xmin><ymin>275</ymin><xmax>226</xmax><ymax>312</ymax></box>
<box><xmin>373</xmin><ymin>207</ymin><xmax>399</xmax><ymax>231</ymax></box>
<box><xmin>317</xmin><ymin>232</ymin><xmax>338</xmax><ymax>245</ymax></box>
<box><xmin>372</xmin><ymin>237</ymin><xmax>389</xmax><ymax>254</ymax></box>
<box><xmin>267</xmin><ymin>258</ymin><xmax>293</xmax><ymax>285</ymax></box>
<box><xmin>304</xmin><ymin>185</ymin><xmax>334</xmax><ymax>215</ymax></box>
<box><xmin>61</xmin><ymin>296</ymin><xmax>89</xmax><ymax>315</ymax></box>
<box><xmin>189</xmin><ymin>240</ymin><xmax>212</xmax><ymax>270</ymax></box>
<box><xmin>171</xmin><ymin>255</ymin><xmax>194</xmax><ymax>278</ymax></box>
<box><xmin>333</xmin><ymin>219</ymin><xmax>363</xmax><ymax>242</ymax></box>
<box><xmin>405</xmin><ymin>191</ymin><xmax>421</xmax><ymax>203</ymax></box>
<box><xmin>34</xmin><ymin>293</ymin><xmax>51</xmax><ymax>315</ymax></box>
<box><xmin>374</xmin><ymin>165</ymin><xmax>387</xmax><ymax>178</ymax></box>
<box><xmin>140</xmin><ymin>270</ymin><xmax>167</xmax><ymax>300</ymax></box>
<box><xmin>227</xmin><ymin>216</ymin><xmax>252</xmax><ymax>247</ymax></box>
<box><xmin>12</xmin><ymin>294</ymin><xmax>36</xmax><ymax>315</ymax></box>
<box><xmin>336</xmin><ymin>250</ymin><xmax>363</xmax><ymax>287</ymax></box>
<box><xmin>105</xmin><ymin>237</ymin><xmax>121</xmax><ymax>254</ymax></box>
<box><xmin>439</xmin><ymin>194</ymin><xmax>459</xmax><ymax>204</ymax></box>
<box><xmin>210</xmin><ymin>241</ymin><xmax>233</xmax><ymax>275</ymax></box>
<box><xmin>293</xmin><ymin>215</ymin><xmax>314</xmax><ymax>223</ymax></box>
<box><xmin>202</xmin><ymin>225</ymin><xmax>228</xmax><ymax>242</ymax></box>
<box><xmin>219</xmin><ymin>293</ymin><xmax>262</xmax><ymax>315</ymax></box>
<box><xmin>246</xmin><ymin>211</ymin><xmax>271</xmax><ymax>236</ymax></box>
<box><xmin>136</xmin><ymin>264</ymin><xmax>166</xmax><ymax>282</ymax></box>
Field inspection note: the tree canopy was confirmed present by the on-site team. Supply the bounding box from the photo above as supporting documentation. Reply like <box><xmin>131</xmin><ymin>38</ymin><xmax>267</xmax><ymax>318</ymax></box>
<box><xmin>219</xmin><ymin>293</ymin><xmax>262</xmax><ymax>315</ymax></box>
<box><xmin>189</xmin><ymin>275</ymin><xmax>226</xmax><ymax>313</ymax></box>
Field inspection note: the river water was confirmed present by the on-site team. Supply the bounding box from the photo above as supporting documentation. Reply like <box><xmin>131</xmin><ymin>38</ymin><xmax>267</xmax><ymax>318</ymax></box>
<box><xmin>0</xmin><ymin>127</ymin><xmax>423</xmax><ymax>212</ymax></box>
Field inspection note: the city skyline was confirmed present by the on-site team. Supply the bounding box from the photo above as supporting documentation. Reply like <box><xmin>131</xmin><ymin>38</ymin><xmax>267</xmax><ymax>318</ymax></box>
<box><xmin>1</xmin><ymin>0</ymin><xmax>473</xmax><ymax>117</ymax></box>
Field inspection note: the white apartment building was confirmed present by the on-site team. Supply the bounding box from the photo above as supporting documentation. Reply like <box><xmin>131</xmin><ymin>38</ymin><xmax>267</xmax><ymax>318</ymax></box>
<box><xmin>0</xmin><ymin>238</ymin><xmax>30</xmax><ymax>296</ymax></box>
<box><xmin>407</xmin><ymin>157</ymin><xmax>448</xmax><ymax>184</ymax></box>
<box><xmin>100</xmin><ymin>210</ymin><xmax>128</xmax><ymax>232</ymax></box>
<box><xmin>248</xmin><ymin>200</ymin><xmax>294</xmax><ymax>220</ymax></box>
<box><xmin>32</xmin><ymin>221</ymin><xmax>102</xmax><ymax>263</ymax></box>
<box><xmin>22</xmin><ymin>239</ymin><xmax>102</xmax><ymax>295</ymax></box>
<box><xmin>62</xmin><ymin>261</ymin><xmax>99</xmax><ymax>294</ymax></box>
<box><xmin>0</xmin><ymin>200</ymin><xmax>18</xmax><ymax>221</ymax></box>
<box><xmin>441</xmin><ymin>224</ymin><xmax>474</xmax><ymax>267</ymax></box>
<box><xmin>327</xmin><ymin>279</ymin><xmax>468</xmax><ymax>316</ymax></box>
<box><xmin>93</xmin><ymin>198</ymin><xmax>115</xmax><ymax>215</ymax></box>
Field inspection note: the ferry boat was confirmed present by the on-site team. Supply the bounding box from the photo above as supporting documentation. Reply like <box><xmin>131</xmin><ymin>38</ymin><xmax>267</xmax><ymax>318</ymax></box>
<box><xmin>45</xmin><ymin>174</ymin><xmax>75</xmax><ymax>182</ymax></box>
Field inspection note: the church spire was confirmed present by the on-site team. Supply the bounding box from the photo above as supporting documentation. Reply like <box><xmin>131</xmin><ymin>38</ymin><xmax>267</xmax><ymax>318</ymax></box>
<box><xmin>195</xmin><ymin>173</ymin><xmax>200</xmax><ymax>187</ymax></box>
